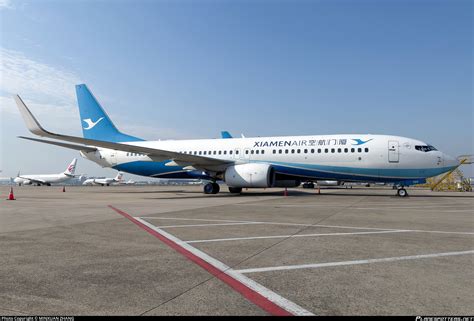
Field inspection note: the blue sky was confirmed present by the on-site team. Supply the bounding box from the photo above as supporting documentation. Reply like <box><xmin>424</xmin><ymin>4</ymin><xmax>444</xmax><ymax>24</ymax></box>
<box><xmin>0</xmin><ymin>0</ymin><xmax>472</xmax><ymax>178</ymax></box>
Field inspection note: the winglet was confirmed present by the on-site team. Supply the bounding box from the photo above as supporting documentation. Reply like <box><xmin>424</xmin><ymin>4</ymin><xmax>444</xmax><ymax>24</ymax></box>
<box><xmin>14</xmin><ymin>95</ymin><xmax>50</xmax><ymax>137</ymax></box>
<box><xmin>221</xmin><ymin>131</ymin><xmax>233</xmax><ymax>139</ymax></box>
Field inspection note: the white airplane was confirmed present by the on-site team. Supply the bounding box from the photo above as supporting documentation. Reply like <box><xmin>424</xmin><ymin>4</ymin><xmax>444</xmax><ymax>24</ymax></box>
<box><xmin>120</xmin><ymin>179</ymin><xmax>136</xmax><ymax>185</ymax></box>
<box><xmin>83</xmin><ymin>172</ymin><xmax>123</xmax><ymax>186</ymax></box>
<box><xmin>14</xmin><ymin>159</ymin><xmax>77</xmax><ymax>186</ymax></box>
<box><xmin>14</xmin><ymin>85</ymin><xmax>460</xmax><ymax>197</ymax></box>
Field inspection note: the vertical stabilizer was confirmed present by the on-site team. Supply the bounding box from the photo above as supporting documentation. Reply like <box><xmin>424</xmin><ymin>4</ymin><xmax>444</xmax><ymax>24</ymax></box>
<box><xmin>64</xmin><ymin>158</ymin><xmax>77</xmax><ymax>175</ymax></box>
<box><xmin>115</xmin><ymin>172</ymin><xmax>124</xmax><ymax>182</ymax></box>
<box><xmin>75</xmin><ymin>84</ymin><xmax>144</xmax><ymax>142</ymax></box>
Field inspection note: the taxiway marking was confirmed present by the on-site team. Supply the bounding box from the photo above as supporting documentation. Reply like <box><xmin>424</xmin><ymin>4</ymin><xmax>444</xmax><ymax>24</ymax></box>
<box><xmin>109</xmin><ymin>205</ymin><xmax>313</xmax><ymax>316</ymax></box>
<box><xmin>141</xmin><ymin>216</ymin><xmax>474</xmax><ymax>235</ymax></box>
<box><xmin>236</xmin><ymin>250</ymin><xmax>474</xmax><ymax>274</ymax></box>
<box><xmin>186</xmin><ymin>230</ymin><xmax>410</xmax><ymax>244</ymax></box>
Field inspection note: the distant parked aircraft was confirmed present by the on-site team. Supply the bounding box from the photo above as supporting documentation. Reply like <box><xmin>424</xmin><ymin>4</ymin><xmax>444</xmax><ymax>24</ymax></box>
<box><xmin>14</xmin><ymin>159</ymin><xmax>77</xmax><ymax>186</ymax></box>
<box><xmin>83</xmin><ymin>172</ymin><xmax>123</xmax><ymax>186</ymax></box>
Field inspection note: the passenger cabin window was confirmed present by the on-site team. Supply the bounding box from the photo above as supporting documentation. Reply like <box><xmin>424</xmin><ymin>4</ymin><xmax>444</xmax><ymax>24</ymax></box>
<box><xmin>415</xmin><ymin>145</ymin><xmax>437</xmax><ymax>152</ymax></box>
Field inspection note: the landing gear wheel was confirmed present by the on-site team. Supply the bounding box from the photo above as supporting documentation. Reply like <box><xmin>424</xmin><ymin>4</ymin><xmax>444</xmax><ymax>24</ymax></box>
<box><xmin>302</xmin><ymin>182</ymin><xmax>315</xmax><ymax>189</ymax></box>
<box><xmin>204</xmin><ymin>183</ymin><xmax>213</xmax><ymax>194</ymax></box>
<box><xmin>397</xmin><ymin>188</ymin><xmax>408</xmax><ymax>197</ymax></box>
<box><xmin>204</xmin><ymin>182</ymin><xmax>220</xmax><ymax>194</ymax></box>
<box><xmin>228</xmin><ymin>187</ymin><xmax>243</xmax><ymax>194</ymax></box>
<box><xmin>212</xmin><ymin>182</ymin><xmax>220</xmax><ymax>194</ymax></box>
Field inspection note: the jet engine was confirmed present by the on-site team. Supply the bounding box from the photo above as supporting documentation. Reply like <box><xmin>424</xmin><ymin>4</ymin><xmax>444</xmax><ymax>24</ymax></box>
<box><xmin>224</xmin><ymin>163</ymin><xmax>274</xmax><ymax>188</ymax></box>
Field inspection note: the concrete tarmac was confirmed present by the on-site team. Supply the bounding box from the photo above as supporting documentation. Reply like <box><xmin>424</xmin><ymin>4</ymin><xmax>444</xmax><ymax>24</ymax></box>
<box><xmin>0</xmin><ymin>185</ymin><xmax>472</xmax><ymax>315</ymax></box>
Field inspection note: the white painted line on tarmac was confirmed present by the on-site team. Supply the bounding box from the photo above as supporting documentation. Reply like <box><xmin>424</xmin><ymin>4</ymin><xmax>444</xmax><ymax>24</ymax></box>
<box><xmin>237</xmin><ymin>203</ymin><xmax>468</xmax><ymax>209</ymax></box>
<box><xmin>405</xmin><ymin>230</ymin><xmax>474</xmax><ymax>235</ymax></box>
<box><xmin>139</xmin><ymin>217</ymin><xmax>253</xmax><ymax>223</ymax></box>
<box><xmin>157</xmin><ymin>222</ymin><xmax>264</xmax><ymax>228</ymax></box>
<box><xmin>137</xmin><ymin>216</ymin><xmax>474</xmax><ymax>235</ymax></box>
<box><xmin>236</xmin><ymin>250</ymin><xmax>474</xmax><ymax>274</ymax></box>
<box><xmin>353</xmin><ymin>206</ymin><xmax>472</xmax><ymax>210</ymax></box>
<box><xmin>186</xmin><ymin>230</ymin><xmax>410</xmax><ymax>244</ymax></box>
<box><xmin>134</xmin><ymin>217</ymin><xmax>314</xmax><ymax>316</ymax></box>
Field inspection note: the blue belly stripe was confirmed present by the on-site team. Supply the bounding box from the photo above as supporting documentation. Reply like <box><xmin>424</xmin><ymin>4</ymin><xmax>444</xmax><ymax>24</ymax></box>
<box><xmin>112</xmin><ymin>160</ymin><xmax>454</xmax><ymax>184</ymax></box>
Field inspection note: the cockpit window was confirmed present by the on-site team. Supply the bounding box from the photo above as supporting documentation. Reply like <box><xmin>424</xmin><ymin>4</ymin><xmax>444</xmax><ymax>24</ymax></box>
<box><xmin>415</xmin><ymin>145</ymin><xmax>437</xmax><ymax>152</ymax></box>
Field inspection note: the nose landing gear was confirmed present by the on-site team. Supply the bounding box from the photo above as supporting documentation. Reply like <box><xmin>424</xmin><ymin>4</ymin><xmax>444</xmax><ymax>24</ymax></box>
<box><xmin>396</xmin><ymin>187</ymin><xmax>408</xmax><ymax>197</ymax></box>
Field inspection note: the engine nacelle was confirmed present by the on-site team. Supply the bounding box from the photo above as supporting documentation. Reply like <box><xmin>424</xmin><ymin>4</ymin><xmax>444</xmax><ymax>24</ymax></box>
<box><xmin>224</xmin><ymin>163</ymin><xmax>274</xmax><ymax>188</ymax></box>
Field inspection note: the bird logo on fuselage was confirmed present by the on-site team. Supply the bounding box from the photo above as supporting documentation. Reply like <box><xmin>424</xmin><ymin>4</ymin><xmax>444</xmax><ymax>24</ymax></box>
<box><xmin>83</xmin><ymin>117</ymin><xmax>104</xmax><ymax>130</ymax></box>
<box><xmin>352</xmin><ymin>138</ymin><xmax>373</xmax><ymax>145</ymax></box>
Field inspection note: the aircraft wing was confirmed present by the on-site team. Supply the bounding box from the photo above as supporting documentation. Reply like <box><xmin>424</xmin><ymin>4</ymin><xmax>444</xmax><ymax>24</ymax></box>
<box><xmin>15</xmin><ymin>95</ymin><xmax>232</xmax><ymax>169</ymax></box>
<box><xmin>18</xmin><ymin>136</ymin><xmax>98</xmax><ymax>153</ymax></box>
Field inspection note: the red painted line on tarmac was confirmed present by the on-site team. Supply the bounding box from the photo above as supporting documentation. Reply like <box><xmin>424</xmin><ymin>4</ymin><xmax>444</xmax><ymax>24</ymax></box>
<box><xmin>108</xmin><ymin>205</ymin><xmax>293</xmax><ymax>316</ymax></box>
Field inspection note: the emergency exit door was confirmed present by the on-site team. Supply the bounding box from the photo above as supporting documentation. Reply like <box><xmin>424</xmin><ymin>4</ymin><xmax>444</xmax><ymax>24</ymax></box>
<box><xmin>388</xmin><ymin>141</ymin><xmax>399</xmax><ymax>163</ymax></box>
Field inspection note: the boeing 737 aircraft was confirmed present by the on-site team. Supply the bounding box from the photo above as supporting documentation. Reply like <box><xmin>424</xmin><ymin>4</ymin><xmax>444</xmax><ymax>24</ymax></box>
<box><xmin>14</xmin><ymin>159</ymin><xmax>77</xmax><ymax>186</ymax></box>
<box><xmin>14</xmin><ymin>85</ymin><xmax>460</xmax><ymax>197</ymax></box>
<box><xmin>83</xmin><ymin>172</ymin><xmax>124</xmax><ymax>186</ymax></box>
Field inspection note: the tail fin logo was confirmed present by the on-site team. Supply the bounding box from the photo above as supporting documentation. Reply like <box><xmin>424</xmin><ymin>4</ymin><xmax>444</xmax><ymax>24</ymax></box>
<box><xmin>83</xmin><ymin>117</ymin><xmax>104</xmax><ymax>130</ymax></box>
<box><xmin>67</xmin><ymin>164</ymin><xmax>75</xmax><ymax>173</ymax></box>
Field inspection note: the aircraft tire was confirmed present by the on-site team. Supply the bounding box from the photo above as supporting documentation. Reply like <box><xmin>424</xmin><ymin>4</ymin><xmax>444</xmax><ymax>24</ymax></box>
<box><xmin>212</xmin><ymin>183</ymin><xmax>220</xmax><ymax>194</ymax></box>
<box><xmin>397</xmin><ymin>188</ymin><xmax>408</xmax><ymax>197</ymax></box>
<box><xmin>228</xmin><ymin>187</ymin><xmax>243</xmax><ymax>194</ymax></box>
<box><xmin>204</xmin><ymin>183</ymin><xmax>214</xmax><ymax>194</ymax></box>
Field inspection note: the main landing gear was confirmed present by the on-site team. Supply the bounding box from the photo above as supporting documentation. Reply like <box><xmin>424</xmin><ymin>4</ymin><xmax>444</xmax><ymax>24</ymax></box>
<box><xmin>302</xmin><ymin>182</ymin><xmax>315</xmax><ymax>189</ymax></box>
<box><xmin>203</xmin><ymin>182</ymin><xmax>220</xmax><ymax>194</ymax></box>
<box><xmin>228</xmin><ymin>187</ymin><xmax>242</xmax><ymax>194</ymax></box>
<box><xmin>396</xmin><ymin>187</ymin><xmax>408</xmax><ymax>197</ymax></box>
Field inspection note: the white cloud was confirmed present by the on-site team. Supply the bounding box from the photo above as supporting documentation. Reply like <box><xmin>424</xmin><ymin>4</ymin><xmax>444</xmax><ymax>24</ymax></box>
<box><xmin>0</xmin><ymin>0</ymin><xmax>13</xmax><ymax>9</ymax></box>
<box><xmin>0</xmin><ymin>47</ymin><xmax>82</xmax><ymax>132</ymax></box>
